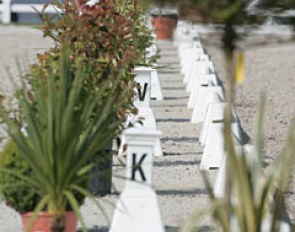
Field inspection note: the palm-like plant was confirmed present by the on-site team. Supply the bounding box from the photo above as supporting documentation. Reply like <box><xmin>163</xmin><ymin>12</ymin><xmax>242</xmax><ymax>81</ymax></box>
<box><xmin>0</xmin><ymin>46</ymin><xmax>128</xmax><ymax>232</ymax></box>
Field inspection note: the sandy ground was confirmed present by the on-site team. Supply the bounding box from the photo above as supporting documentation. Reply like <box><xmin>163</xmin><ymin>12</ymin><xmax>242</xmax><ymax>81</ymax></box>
<box><xmin>0</xmin><ymin>24</ymin><xmax>294</xmax><ymax>231</ymax></box>
<box><xmin>200</xmin><ymin>30</ymin><xmax>295</xmax><ymax>223</ymax></box>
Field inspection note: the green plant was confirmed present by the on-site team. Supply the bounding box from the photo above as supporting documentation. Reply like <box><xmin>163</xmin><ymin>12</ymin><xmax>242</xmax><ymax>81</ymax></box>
<box><xmin>34</xmin><ymin>1</ymin><xmax>157</xmax><ymax>196</ymax></box>
<box><xmin>34</xmin><ymin>0</ymin><xmax>155</xmax><ymax>117</ymax></box>
<box><xmin>36</xmin><ymin>1</ymin><xmax>132</xmax><ymax>113</ymax></box>
<box><xmin>0</xmin><ymin>139</ymin><xmax>86</xmax><ymax>214</ymax></box>
<box><xmin>117</xmin><ymin>0</ymin><xmax>158</xmax><ymax>66</ymax></box>
<box><xmin>0</xmin><ymin>46</ymin><xmax>128</xmax><ymax>232</ymax></box>
<box><xmin>0</xmin><ymin>140</ymin><xmax>41</xmax><ymax>213</ymax></box>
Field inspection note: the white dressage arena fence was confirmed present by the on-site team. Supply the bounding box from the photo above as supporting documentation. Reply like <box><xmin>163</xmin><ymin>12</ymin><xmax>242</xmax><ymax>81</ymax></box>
<box><xmin>0</xmin><ymin>0</ymin><xmax>61</xmax><ymax>23</ymax></box>
<box><xmin>118</xmin><ymin>66</ymin><xmax>163</xmax><ymax>157</ymax></box>
<box><xmin>187</xmin><ymin>74</ymin><xmax>220</xmax><ymax>109</ymax></box>
<box><xmin>110</xmin><ymin>128</ymin><xmax>164</xmax><ymax>232</ymax></box>
<box><xmin>191</xmin><ymin>86</ymin><xmax>224</xmax><ymax>124</ymax></box>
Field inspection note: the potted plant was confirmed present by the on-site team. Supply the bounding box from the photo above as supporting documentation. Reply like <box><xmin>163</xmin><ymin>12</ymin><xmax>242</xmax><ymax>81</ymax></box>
<box><xmin>148</xmin><ymin>0</ymin><xmax>178</xmax><ymax>40</ymax></box>
<box><xmin>0</xmin><ymin>47</ymin><xmax>128</xmax><ymax>232</ymax></box>
<box><xmin>0</xmin><ymin>140</ymin><xmax>42</xmax><ymax>213</ymax></box>
<box><xmin>33</xmin><ymin>0</ymin><xmax>156</xmax><ymax>195</ymax></box>
<box><xmin>0</xmin><ymin>140</ymin><xmax>79</xmax><ymax>232</ymax></box>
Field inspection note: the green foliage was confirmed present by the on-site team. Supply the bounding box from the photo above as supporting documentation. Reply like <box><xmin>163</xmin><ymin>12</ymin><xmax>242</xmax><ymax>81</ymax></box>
<box><xmin>116</xmin><ymin>0</ymin><xmax>157</xmax><ymax>66</ymax></box>
<box><xmin>34</xmin><ymin>0</ymin><xmax>155</xmax><ymax>118</ymax></box>
<box><xmin>0</xmin><ymin>140</ymin><xmax>41</xmax><ymax>213</ymax></box>
<box><xmin>0</xmin><ymin>46</ymin><xmax>128</xmax><ymax>232</ymax></box>
<box><xmin>0</xmin><ymin>139</ymin><xmax>86</xmax><ymax>214</ymax></box>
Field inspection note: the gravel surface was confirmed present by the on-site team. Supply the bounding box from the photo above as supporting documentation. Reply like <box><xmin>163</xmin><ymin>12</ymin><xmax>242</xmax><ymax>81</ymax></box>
<box><xmin>201</xmin><ymin>31</ymin><xmax>295</xmax><ymax>224</ymax></box>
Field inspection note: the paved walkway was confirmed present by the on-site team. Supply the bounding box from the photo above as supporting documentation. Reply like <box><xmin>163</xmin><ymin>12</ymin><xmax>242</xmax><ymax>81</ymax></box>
<box><xmin>150</xmin><ymin>41</ymin><xmax>216</xmax><ymax>230</ymax></box>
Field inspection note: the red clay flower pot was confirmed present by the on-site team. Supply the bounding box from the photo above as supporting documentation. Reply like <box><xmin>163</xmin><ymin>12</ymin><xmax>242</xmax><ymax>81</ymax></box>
<box><xmin>21</xmin><ymin>211</ymin><xmax>77</xmax><ymax>232</ymax></box>
<box><xmin>152</xmin><ymin>16</ymin><xmax>177</xmax><ymax>40</ymax></box>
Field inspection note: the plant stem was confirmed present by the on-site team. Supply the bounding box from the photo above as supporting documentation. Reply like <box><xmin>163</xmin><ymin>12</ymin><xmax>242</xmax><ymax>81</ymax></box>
<box><xmin>223</xmin><ymin>21</ymin><xmax>237</xmax><ymax>231</ymax></box>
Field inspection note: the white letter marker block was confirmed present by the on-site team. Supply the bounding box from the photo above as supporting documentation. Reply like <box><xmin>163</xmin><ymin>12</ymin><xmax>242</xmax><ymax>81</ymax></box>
<box><xmin>187</xmin><ymin>74</ymin><xmax>219</xmax><ymax>108</ymax></box>
<box><xmin>199</xmin><ymin>101</ymin><xmax>225</xmax><ymax>146</ymax></box>
<box><xmin>213</xmin><ymin>145</ymin><xmax>245</xmax><ymax>197</ymax></box>
<box><xmin>186</xmin><ymin>61</ymin><xmax>215</xmax><ymax>92</ymax></box>
<box><xmin>110</xmin><ymin>128</ymin><xmax>165</xmax><ymax>232</ymax></box>
<box><xmin>191</xmin><ymin>86</ymin><xmax>224</xmax><ymax>124</ymax></box>
<box><xmin>174</xmin><ymin>22</ymin><xmax>199</xmax><ymax>47</ymax></box>
<box><xmin>133</xmin><ymin>108</ymin><xmax>163</xmax><ymax>157</ymax></box>
<box><xmin>118</xmin><ymin>110</ymin><xmax>163</xmax><ymax>157</ymax></box>
<box><xmin>200</xmin><ymin>118</ymin><xmax>225</xmax><ymax>170</ymax></box>
<box><xmin>213</xmin><ymin>154</ymin><xmax>226</xmax><ymax>197</ymax></box>
<box><xmin>199</xmin><ymin>102</ymin><xmax>241</xmax><ymax>146</ymax></box>
<box><xmin>151</xmin><ymin>69</ymin><xmax>163</xmax><ymax>101</ymax></box>
<box><xmin>134</xmin><ymin>67</ymin><xmax>152</xmax><ymax>109</ymax></box>
<box><xmin>181</xmin><ymin>48</ymin><xmax>205</xmax><ymax>75</ymax></box>
<box><xmin>200</xmin><ymin>103</ymin><xmax>242</xmax><ymax>170</ymax></box>
<box><xmin>183</xmin><ymin>55</ymin><xmax>210</xmax><ymax>85</ymax></box>
<box><xmin>184</xmin><ymin>60</ymin><xmax>214</xmax><ymax>85</ymax></box>
<box><xmin>118</xmin><ymin>67</ymin><xmax>162</xmax><ymax>156</ymax></box>
<box><xmin>182</xmin><ymin>48</ymin><xmax>205</xmax><ymax>76</ymax></box>
<box><xmin>177</xmin><ymin>40</ymin><xmax>202</xmax><ymax>57</ymax></box>
<box><xmin>178</xmin><ymin>42</ymin><xmax>193</xmax><ymax>56</ymax></box>
<box><xmin>200</xmin><ymin>122</ymin><xmax>242</xmax><ymax>170</ymax></box>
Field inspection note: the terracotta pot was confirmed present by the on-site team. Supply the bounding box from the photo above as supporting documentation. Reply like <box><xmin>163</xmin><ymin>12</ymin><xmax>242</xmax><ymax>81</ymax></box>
<box><xmin>21</xmin><ymin>211</ymin><xmax>77</xmax><ymax>232</ymax></box>
<box><xmin>152</xmin><ymin>16</ymin><xmax>177</xmax><ymax>40</ymax></box>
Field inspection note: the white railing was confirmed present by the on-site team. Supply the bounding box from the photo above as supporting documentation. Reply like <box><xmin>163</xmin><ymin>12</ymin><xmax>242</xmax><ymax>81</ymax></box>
<box><xmin>0</xmin><ymin>0</ymin><xmax>61</xmax><ymax>24</ymax></box>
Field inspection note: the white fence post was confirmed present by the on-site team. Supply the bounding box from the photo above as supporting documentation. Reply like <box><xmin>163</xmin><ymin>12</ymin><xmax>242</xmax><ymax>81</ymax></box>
<box><xmin>118</xmin><ymin>67</ymin><xmax>163</xmax><ymax>157</ymax></box>
<box><xmin>110</xmin><ymin>128</ymin><xmax>165</xmax><ymax>232</ymax></box>
<box><xmin>2</xmin><ymin>0</ymin><xmax>11</xmax><ymax>24</ymax></box>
